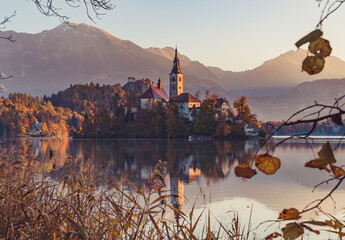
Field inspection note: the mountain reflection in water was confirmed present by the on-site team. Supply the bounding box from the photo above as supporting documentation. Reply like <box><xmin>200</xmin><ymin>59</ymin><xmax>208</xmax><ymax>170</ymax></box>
<box><xmin>3</xmin><ymin>138</ymin><xmax>345</xmax><ymax>234</ymax></box>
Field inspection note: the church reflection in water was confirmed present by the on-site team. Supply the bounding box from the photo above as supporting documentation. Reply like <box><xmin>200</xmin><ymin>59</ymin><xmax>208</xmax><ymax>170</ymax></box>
<box><xmin>3</xmin><ymin>137</ymin><xmax>340</xmax><ymax>217</ymax></box>
<box><xmin>3</xmin><ymin>139</ymin><xmax>263</xmax><ymax>210</ymax></box>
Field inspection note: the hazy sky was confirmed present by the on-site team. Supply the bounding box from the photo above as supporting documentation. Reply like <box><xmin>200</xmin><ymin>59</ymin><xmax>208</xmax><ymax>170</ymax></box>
<box><xmin>1</xmin><ymin>0</ymin><xmax>345</xmax><ymax>71</ymax></box>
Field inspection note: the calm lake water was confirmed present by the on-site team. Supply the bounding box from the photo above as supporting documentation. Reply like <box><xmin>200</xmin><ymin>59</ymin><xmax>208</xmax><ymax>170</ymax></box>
<box><xmin>2</xmin><ymin>138</ymin><xmax>345</xmax><ymax>239</ymax></box>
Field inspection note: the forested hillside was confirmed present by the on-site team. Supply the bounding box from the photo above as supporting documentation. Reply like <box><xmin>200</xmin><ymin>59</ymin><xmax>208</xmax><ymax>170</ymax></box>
<box><xmin>0</xmin><ymin>93</ymin><xmax>83</xmax><ymax>137</ymax></box>
<box><xmin>46</xmin><ymin>83</ymin><xmax>124</xmax><ymax>114</ymax></box>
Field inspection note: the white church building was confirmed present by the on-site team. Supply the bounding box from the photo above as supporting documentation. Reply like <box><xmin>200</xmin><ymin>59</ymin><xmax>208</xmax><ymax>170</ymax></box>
<box><xmin>169</xmin><ymin>48</ymin><xmax>201</xmax><ymax>120</ymax></box>
<box><xmin>140</xmin><ymin>48</ymin><xmax>202</xmax><ymax>120</ymax></box>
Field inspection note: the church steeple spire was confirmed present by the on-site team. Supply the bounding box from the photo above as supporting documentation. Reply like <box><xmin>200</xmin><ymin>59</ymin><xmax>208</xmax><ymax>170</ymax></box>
<box><xmin>169</xmin><ymin>47</ymin><xmax>183</xmax><ymax>99</ymax></box>
<box><xmin>171</xmin><ymin>47</ymin><xmax>181</xmax><ymax>74</ymax></box>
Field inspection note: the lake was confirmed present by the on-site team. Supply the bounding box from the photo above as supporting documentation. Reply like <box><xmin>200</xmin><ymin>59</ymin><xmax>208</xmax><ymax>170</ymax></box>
<box><xmin>2</xmin><ymin>137</ymin><xmax>345</xmax><ymax>239</ymax></box>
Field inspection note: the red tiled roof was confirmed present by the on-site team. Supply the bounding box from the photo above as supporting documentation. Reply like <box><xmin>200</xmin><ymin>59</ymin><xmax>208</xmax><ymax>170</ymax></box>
<box><xmin>140</xmin><ymin>86</ymin><xmax>169</xmax><ymax>101</ymax></box>
<box><xmin>177</xmin><ymin>93</ymin><xmax>201</xmax><ymax>103</ymax></box>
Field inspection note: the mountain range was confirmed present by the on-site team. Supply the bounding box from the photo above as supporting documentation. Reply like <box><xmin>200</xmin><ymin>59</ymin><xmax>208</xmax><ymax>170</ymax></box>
<box><xmin>1</xmin><ymin>23</ymin><xmax>345</xmax><ymax>120</ymax></box>
<box><xmin>248</xmin><ymin>78</ymin><xmax>345</xmax><ymax>121</ymax></box>
<box><xmin>0</xmin><ymin>23</ymin><xmax>230</xmax><ymax>97</ymax></box>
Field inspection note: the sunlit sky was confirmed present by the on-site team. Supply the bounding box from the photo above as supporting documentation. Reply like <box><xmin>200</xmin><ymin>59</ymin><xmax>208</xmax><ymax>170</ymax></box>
<box><xmin>1</xmin><ymin>0</ymin><xmax>345</xmax><ymax>71</ymax></box>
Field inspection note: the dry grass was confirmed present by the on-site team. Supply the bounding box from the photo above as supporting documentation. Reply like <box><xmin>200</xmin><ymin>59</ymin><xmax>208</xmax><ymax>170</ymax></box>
<box><xmin>0</xmin><ymin>144</ymin><xmax>251</xmax><ymax>240</ymax></box>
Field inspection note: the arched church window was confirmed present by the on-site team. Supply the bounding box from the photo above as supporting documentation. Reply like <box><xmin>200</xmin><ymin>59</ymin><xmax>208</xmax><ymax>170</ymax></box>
<box><xmin>172</xmin><ymin>77</ymin><xmax>176</xmax><ymax>82</ymax></box>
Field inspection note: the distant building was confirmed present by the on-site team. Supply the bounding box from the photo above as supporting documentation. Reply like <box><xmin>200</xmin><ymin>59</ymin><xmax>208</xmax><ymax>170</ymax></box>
<box><xmin>169</xmin><ymin>48</ymin><xmax>184</xmax><ymax>99</ymax></box>
<box><xmin>177</xmin><ymin>93</ymin><xmax>201</xmax><ymax>121</ymax></box>
<box><xmin>140</xmin><ymin>79</ymin><xmax>169</xmax><ymax>109</ymax></box>
<box><xmin>244</xmin><ymin>124</ymin><xmax>259</xmax><ymax>136</ymax></box>
<box><xmin>32</xmin><ymin>122</ymin><xmax>42</xmax><ymax>134</ymax></box>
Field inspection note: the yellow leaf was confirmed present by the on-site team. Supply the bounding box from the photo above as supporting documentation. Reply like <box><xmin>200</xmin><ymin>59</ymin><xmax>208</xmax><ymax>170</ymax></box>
<box><xmin>278</xmin><ymin>208</ymin><xmax>301</xmax><ymax>220</ymax></box>
<box><xmin>318</xmin><ymin>141</ymin><xmax>336</xmax><ymax>164</ymax></box>
<box><xmin>330</xmin><ymin>164</ymin><xmax>345</xmax><ymax>178</ymax></box>
<box><xmin>234</xmin><ymin>165</ymin><xmax>257</xmax><ymax>179</ymax></box>
<box><xmin>255</xmin><ymin>153</ymin><xmax>281</xmax><ymax>175</ymax></box>
<box><xmin>295</xmin><ymin>29</ymin><xmax>323</xmax><ymax>48</ymax></box>
<box><xmin>304</xmin><ymin>158</ymin><xmax>331</xmax><ymax>173</ymax></box>
<box><xmin>309</xmin><ymin>38</ymin><xmax>332</xmax><ymax>58</ymax></box>
<box><xmin>282</xmin><ymin>222</ymin><xmax>304</xmax><ymax>240</ymax></box>
<box><xmin>302</xmin><ymin>56</ymin><xmax>325</xmax><ymax>75</ymax></box>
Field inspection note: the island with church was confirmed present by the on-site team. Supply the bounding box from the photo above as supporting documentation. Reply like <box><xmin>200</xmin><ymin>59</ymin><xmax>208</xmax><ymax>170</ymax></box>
<box><xmin>0</xmin><ymin>48</ymin><xmax>263</xmax><ymax>139</ymax></box>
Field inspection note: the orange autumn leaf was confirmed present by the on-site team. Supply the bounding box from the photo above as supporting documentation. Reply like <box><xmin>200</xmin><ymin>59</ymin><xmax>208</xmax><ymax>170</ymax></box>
<box><xmin>278</xmin><ymin>208</ymin><xmax>301</xmax><ymax>220</ymax></box>
<box><xmin>234</xmin><ymin>165</ymin><xmax>257</xmax><ymax>179</ymax></box>
<box><xmin>305</xmin><ymin>158</ymin><xmax>331</xmax><ymax>173</ymax></box>
<box><xmin>255</xmin><ymin>153</ymin><xmax>281</xmax><ymax>175</ymax></box>
<box><xmin>330</xmin><ymin>164</ymin><xmax>345</xmax><ymax>178</ymax></box>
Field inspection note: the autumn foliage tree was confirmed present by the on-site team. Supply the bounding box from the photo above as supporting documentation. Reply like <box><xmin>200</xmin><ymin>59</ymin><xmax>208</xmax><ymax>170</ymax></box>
<box><xmin>0</xmin><ymin>93</ymin><xmax>75</xmax><ymax>137</ymax></box>
<box><xmin>233</xmin><ymin>96</ymin><xmax>258</xmax><ymax>127</ymax></box>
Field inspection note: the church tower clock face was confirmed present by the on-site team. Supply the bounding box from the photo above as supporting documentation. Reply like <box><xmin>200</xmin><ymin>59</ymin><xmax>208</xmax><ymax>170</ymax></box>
<box><xmin>169</xmin><ymin>48</ymin><xmax>183</xmax><ymax>99</ymax></box>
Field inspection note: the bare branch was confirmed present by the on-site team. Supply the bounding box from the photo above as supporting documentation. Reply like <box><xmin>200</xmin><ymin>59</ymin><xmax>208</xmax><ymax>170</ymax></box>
<box><xmin>301</xmin><ymin>175</ymin><xmax>345</xmax><ymax>214</ymax></box>
<box><xmin>0</xmin><ymin>11</ymin><xmax>17</xmax><ymax>42</ymax></box>
<box><xmin>312</xmin><ymin>177</ymin><xmax>338</xmax><ymax>192</ymax></box>
<box><xmin>254</xmin><ymin>95</ymin><xmax>345</xmax><ymax>157</ymax></box>
<box><xmin>32</xmin><ymin>0</ymin><xmax>115</xmax><ymax>23</ymax></box>
<box><xmin>0</xmin><ymin>74</ymin><xmax>13</xmax><ymax>80</ymax></box>
<box><xmin>0</xmin><ymin>11</ymin><xmax>16</xmax><ymax>28</ymax></box>
<box><xmin>317</xmin><ymin>0</ymin><xmax>345</xmax><ymax>28</ymax></box>
<box><xmin>0</xmin><ymin>34</ymin><xmax>15</xmax><ymax>43</ymax></box>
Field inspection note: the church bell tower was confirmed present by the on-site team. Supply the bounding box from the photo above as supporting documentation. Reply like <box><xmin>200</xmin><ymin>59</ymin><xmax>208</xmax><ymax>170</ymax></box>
<box><xmin>169</xmin><ymin>47</ymin><xmax>183</xmax><ymax>99</ymax></box>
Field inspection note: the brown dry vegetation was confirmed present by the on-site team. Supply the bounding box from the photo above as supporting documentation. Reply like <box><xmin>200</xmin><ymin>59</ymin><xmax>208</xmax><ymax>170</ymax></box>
<box><xmin>0</xmin><ymin>144</ymin><xmax>247</xmax><ymax>240</ymax></box>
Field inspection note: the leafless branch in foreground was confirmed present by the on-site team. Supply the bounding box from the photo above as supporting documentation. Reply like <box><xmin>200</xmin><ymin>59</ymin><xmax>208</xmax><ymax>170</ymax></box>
<box><xmin>0</xmin><ymin>34</ymin><xmax>15</xmax><ymax>43</ymax></box>
<box><xmin>252</xmin><ymin>95</ymin><xmax>345</xmax><ymax>235</ymax></box>
<box><xmin>301</xmin><ymin>175</ymin><xmax>345</xmax><ymax>214</ymax></box>
<box><xmin>32</xmin><ymin>0</ymin><xmax>115</xmax><ymax>23</ymax></box>
<box><xmin>0</xmin><ymin>11</ymin><xmax>16</xmax><ymax>28</ymax></box>
<box><xmin>0</xmin><ymin>74</ymin><xmax>13</xmax><ymax>80</ymax></box>
<box><xmin>317</xmin><ymin>0</ymin><xmax>345</xmax><ymax>28</ymax></box>
<box><xmin>0</xmin><ymin>11</ymin><xmax>16</xmax><ymax>42</ymax></box>
<box><xmin>255</xmin><ymin>95</ymin><xmax>345</xmax><ymax>156</ymax></box>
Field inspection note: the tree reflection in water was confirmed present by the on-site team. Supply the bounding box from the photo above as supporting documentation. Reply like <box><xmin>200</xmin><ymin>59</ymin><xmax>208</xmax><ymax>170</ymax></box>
<box><xmin>2</xmin><ymin>138</ymin><xmax>342</xmax><ymax>215</ymax></box>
